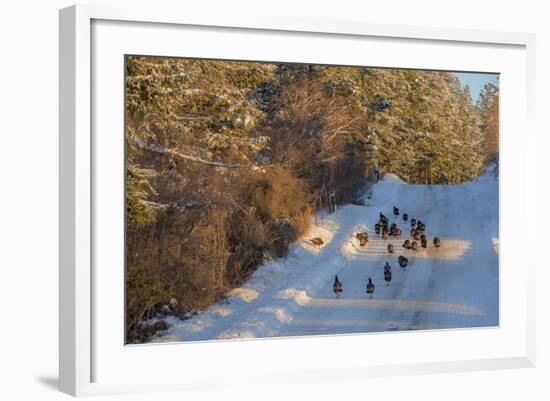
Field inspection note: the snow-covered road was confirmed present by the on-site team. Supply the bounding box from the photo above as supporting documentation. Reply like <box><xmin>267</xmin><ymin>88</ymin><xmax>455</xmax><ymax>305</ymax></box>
<box><xmin>152</xmin><ymin>170</ymin><xmax>499</xmax><ymax>343</ymax></box>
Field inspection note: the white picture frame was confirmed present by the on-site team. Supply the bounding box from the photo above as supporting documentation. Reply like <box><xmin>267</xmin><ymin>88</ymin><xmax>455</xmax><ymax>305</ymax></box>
<box><xmin>59</xmin><ymin>4</ymin><xmax>536</xmax><ymax>397</ymax></box>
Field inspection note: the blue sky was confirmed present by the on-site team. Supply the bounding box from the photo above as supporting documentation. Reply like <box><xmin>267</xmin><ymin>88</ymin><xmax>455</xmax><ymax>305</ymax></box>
<box><xmin>455</xmin><ymin>72</ymin><xmax>499</xmax><ymax>103</ymax></box>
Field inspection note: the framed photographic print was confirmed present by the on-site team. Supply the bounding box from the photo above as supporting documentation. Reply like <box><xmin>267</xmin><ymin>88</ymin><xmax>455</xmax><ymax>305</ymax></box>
<box><xmin>59</xmin><ymin>4</ymin><xmax>536</xmax><ymax>396</ymax></box>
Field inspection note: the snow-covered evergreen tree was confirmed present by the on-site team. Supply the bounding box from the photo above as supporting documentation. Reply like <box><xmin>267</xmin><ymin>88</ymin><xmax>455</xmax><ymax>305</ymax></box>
<box><xmin>477</xmin><ymin>81</ymin><xmax>500</xmax><ymax>163</ymax></box>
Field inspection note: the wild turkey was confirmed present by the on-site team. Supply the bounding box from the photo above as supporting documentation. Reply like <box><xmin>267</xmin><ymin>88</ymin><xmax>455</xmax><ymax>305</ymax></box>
<box><xmin>383</xmin><ymin>231</ymin><xmax>389</xmax><ymax>241</ymax></box>
<box><xmin>421</xmin><ymin>238</ymin><xmax>428</xmax><ymax>248</ymax></box>
<box><xmin>410</xmin><ymin>228</ymin><xmax>416</xmax><ymax>237</ymax></box>
<box><xmin>384</xmin><ymin>263</ymin><xmax>392</xmax><ymax>286</ymax></box>
<box><xmin>411</xmin><ymin>218</ymin><xmax>417</xmax><ymax>227</ymax></box>
<box><xmin>398</xmin><ymin>255</ymin><xmax>408</xmax><ymax>269</ymax></box>
<box><xmin>310</xmin><ymin>237</ymin><xmax>324</xmax><ymax>247</ymax></box>
<box><xmin>333</xmin><ymin>275</ymin><xmax>343</xmax><ymax>298</ymax></box>
<box><xmin>374</xmin><ymin>223</ymin><xmax>381</xmax><ymax>235</ymax></box>
<box><xmin>388</xmin><ymin>243</ymin><xmax>394</xmax><ymax>253</ymax></box>
<box><xmin>390</xmin><ymin>225</ymin><xmax>400</xmax><ymax>237</ymax></box>
<box><xmin>356</xmin><ymin>232</ymin><xmax>369</xmax><ymax>247</ymax></box>
<box><xmin>420</xmin><ymin>234</ymin><xmax>427</xmax><ymax>242</ymax></box>
<box><xmin>403</xmin><ymin>213</ymin><xmax>408</xmax><ymax>222</ymax></box>
<box><xmin>417</xmin><ymin>221</ymin><xmax>426</xmax><ymax>232</ymax></box>
<box><xmin>411</xmin><ymin>241</ymin><xmax>418</xmax><ymax>251</ymax></box>
<box><xmin>433</xmin><ymin>237</ymin><xmax>441</xmax><ymax>248</ymax></box>
<box><xmin>413</xmin><ymin>230</ymin><xmax>421</xmax><ymax>241</ymax></box>
<box><xmin>403</xmin><ymin>239</ymin><xmax>411</xmax><ymax>249</ymax></box>
<box><xmin>366</xmin><ymin>277</ymin><xmax>375</xmax><ymax>298</ymax></box>
<box><xmin>393</xmin><ymin>206</ymin><xmax>400</xmax><ymax>217</ymax></box>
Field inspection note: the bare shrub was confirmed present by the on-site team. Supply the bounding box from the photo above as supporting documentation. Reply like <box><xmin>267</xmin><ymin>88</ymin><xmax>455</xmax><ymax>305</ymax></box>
<box><xmin>258</xmin><ymin>78</ymin><xmax>368</xmax><ymax>203</ymax></box>
<box><xmin>225</xmin><ymin>207</ymin><xmax>267</xmax><ymax>285</ymax></box>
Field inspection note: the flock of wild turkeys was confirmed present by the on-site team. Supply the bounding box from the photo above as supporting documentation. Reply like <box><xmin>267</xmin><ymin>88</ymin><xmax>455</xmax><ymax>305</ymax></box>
<box><xmin>330</xmin><ymin>206</ymin><xmax>442</xmax><ymax>299</ymax></box>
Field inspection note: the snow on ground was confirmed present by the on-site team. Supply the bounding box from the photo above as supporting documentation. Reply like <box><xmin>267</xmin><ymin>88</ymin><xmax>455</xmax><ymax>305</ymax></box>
<box><xmin>152</xmin><ymin>169</ymin><xmax>499</xmax><ymax>343</ymax></box>
<box><xmin>298</xmin><ymin>219</ymin><xmax>338</xmax><ymax>254</ymax></box>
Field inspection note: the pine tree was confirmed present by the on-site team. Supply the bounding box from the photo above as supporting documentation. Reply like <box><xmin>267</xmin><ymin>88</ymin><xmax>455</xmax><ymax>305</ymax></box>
<box><xmin>477</xmin><ymin>81</ymin><xmax>500</xmax><ymax>163</ymax></box>
<box><xmin>348</xmin><ymin>68</ymin><xmax>485</xmax><ymax>184</ymax></box>
<box><xmin>125</xmin><ymin>56</ymin><xmax>276</xmax><ymax>223</ymax></box>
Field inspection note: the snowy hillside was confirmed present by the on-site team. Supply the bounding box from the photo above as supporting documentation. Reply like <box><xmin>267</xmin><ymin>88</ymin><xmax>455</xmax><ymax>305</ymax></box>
<box><xmin>151</xmin><ymin>169</ymin><xmax>499</xmax><ymax>342</ymax></box>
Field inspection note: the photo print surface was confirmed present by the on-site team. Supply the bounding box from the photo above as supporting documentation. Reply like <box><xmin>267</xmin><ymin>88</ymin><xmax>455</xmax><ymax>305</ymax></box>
<box><xmin>125</xmin><ymin>56</ymin><xmax>499</xmax><ymax>344</ymax></box>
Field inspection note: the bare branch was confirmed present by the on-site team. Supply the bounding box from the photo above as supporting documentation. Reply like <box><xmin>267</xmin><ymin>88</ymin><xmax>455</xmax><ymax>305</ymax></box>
<box><xmin>133</xmin><ymin>138</ymin><xmax>242</xmax><ymax>168</ymax></box>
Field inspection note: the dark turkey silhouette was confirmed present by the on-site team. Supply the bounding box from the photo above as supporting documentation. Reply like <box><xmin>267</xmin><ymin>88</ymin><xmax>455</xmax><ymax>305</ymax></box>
<box><xmin>388</xmin><ymin>243</ymin><xmax>394</xmax><ymax>253</ymax></box>
<box><xmin>333</xmin><ymin>275</ymin><xmax>343</xmax><ymax>298</ymax></box>
<box><xmin>403</xmin><ymin>213</ymin><xmax>408</xmax><ymax>222</ymax></box>
<box><xmin>417</xmin><ymin>221</ymin><xmax>426</xmax><ymax>232</ymax></box>
<box><xmin>390</xmin><ymin>225</ymin><xmax>401</xmax><ymax>237</ymax></box>
<box><xmin>411</xmin><ymin>241</ymin><xmax>418</xmax><ymax>251</ymax></box>
<box><xmin>384</xmin><ymin>263</ymin><xmax>392</xmax><ymax>286</ymax></box>
<box><xmin>421</xmin><ymin>238</ymin><xmax>428</xmax><ymax>248</ymax></box>
<box><xmin>366</xmin><ymin>277</ymin><xmax>375</xmax><ymax>298</ymax></box>
<box><xmin>393</xmin><ymin>206</ymin><xmax>400</xmax><ymax>217</ymax></box>
<box><xmin>433</xmin><ymin>237</ymin><xmax>441</xmax><ymax>248</ymax></box>
<box><xmin>310</xmin><ymin>237</ymin><xmax>324</xmax><ymax>247</ymax></box>
<box><xmin>411</xmin><ymin>218</ymin><xmax>417</xmax><ymax>227</ymax></box>
<box><xmin>403</xmin><ymin>239</ymin><xmax>411</xmax><ymax>249</ymax></box>
<box><xmin>374</xmin><ymin>223</ymin><xmax>381</xmax><ymax>235</ymax></box>
<box><xmin>398</xmin><ymin>255</ymin><xmax>408</xmax><ymax>269</ymax></box>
